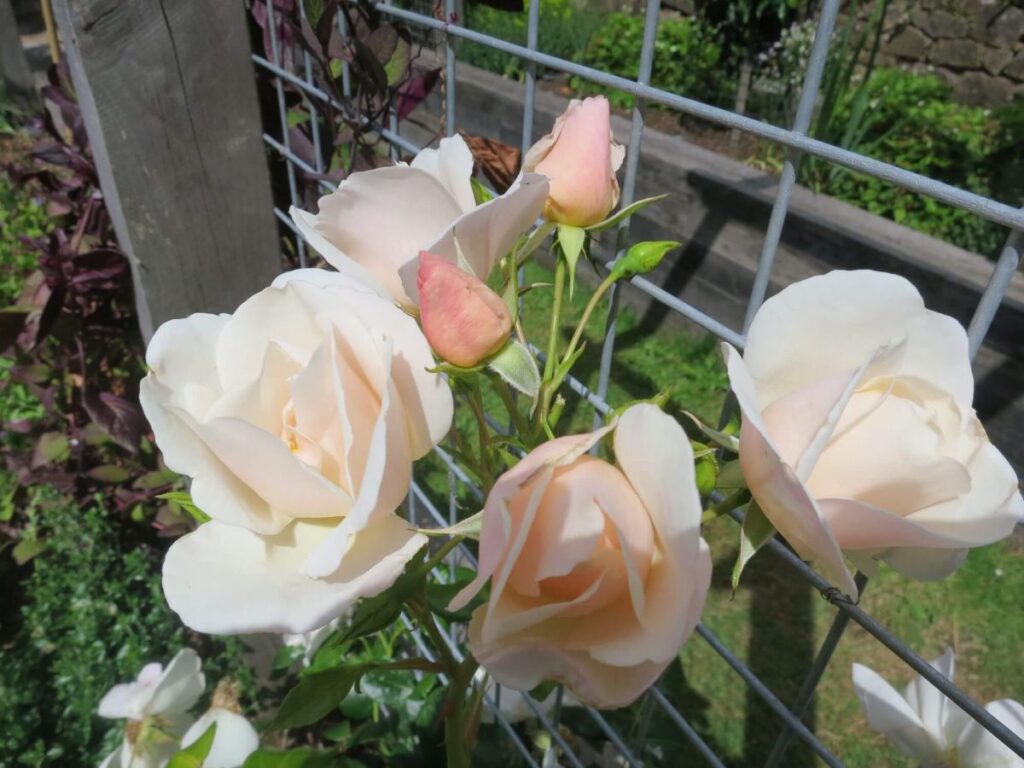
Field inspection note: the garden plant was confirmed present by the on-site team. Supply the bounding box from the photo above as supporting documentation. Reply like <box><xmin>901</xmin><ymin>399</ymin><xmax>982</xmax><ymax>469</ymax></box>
<box><xmin>3</xmin><ymin>1</ymin><xmax>1024</xmax><ymax>766</ymax></box>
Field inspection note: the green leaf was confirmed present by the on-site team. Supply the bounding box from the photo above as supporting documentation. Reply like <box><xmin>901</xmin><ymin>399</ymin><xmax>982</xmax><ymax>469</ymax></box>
<box><xmin>133</xmin><ymin>468</ymin><xmax>180</xmax><ymax>490</ymax></box>
<box><xmin>470</xmin><ymin>177</ymin><xmax>495</xmax><ymax>205</ymax></box>
<box><xmin>87</xmin><ymin>465</ymin><xmax>131</xmax><ymax>484</ymax></box>
<box><xmin>585</xmin><ymin>194</ymin><xmax>668</xmax><ymax>232</ymax></box>
<box><xmin>384</xmin><ymin>37</ymin><xmax>411</xmax><ymax>87</ymax></box>
<box><xmin>682</xmin><ymin>411</ymin><xmax>740</xmax><ymax>453</ymax></box>
<box><xmin>426</xmin><ymin>565</ymin><xmax>485</xmax><ymax>622</ymax></box>
<box><xmin>487</xmin><ymin>340</ymin><xmax>540</xmax><ymax>398</ymax></box>
<box><xmin>731</xmin><ymin>500</ymin><xmax>776</xmax><ymax>594</ymax></box>
<box><xmin>556</xmin><ymin>224</ymin><xmax>586</xmax><ymax>299</ymax></box>
<box><xmin>242</xmin><ymin>748</ymin><xmax>335</xmax><ymax>768</ymax></box>
<box><xmin>318</xmin><ymin>548</ymin><xmax>427</xmax><ymax>654</ymax></box>
<box><xmin>609</xmin><ymin>241</ymin><xmax>681</xmax><ymax>282</ymax></box>
<box><xmin>717</xmin><ymin>460</ymin><xmax>746</xmax><ymax>491</ymax></box>
<box><xmin>13</xmin><ymin>538</ymin><xmax>46</xmax><ymax>565</ymax></box>
<box><xmin>501</xmin><ymin>267</ymin><xmax>519</xmax><ymax>325</ymax></box>
<box><xmin>267</xmin><ymin>665</ymin><xmax>365</xmax><ymax>731</ymax></box>
<box><xmin>33</xmin><ymin>432</ymin><xmax>70</xmax><ymax>466</ymax></box>
<box><xmin>167</xmin><ymin>722</ymin><xmax>217</xmax><ymax>768</ymax></box>
<box><xmin>157</xmin><ymin>491</ymin><xmax>210</xmax><ymax>523</ymax></box>
<box><xmin>417</xmin><ymin>510</ymin><xmax>482</xmax><ymax>540</ymax></box>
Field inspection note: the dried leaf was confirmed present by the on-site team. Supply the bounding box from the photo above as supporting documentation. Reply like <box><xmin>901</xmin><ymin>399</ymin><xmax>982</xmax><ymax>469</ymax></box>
<box><xmin>458</xmin><ymin>131</ymin><xmax>521</xmax><ymax>193</ymax></box>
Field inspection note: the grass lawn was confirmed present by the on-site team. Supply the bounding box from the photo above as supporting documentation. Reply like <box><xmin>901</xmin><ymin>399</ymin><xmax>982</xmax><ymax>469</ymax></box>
<box><xmin>417</xmin><ymin>258</ymin><xmax>1024</xmax><ymax>767</ymax></box>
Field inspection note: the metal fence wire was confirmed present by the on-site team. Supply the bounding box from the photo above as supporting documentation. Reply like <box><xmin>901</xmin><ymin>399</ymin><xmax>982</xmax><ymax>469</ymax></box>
<box><xmin>250</xmin><ymin>0</ymin><xmax>1024</xmax><ymax>764</ymax></box>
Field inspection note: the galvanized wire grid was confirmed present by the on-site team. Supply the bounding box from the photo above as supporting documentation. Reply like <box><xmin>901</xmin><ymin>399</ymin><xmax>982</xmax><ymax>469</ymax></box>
<box><xmin>251</xmin><ymin>0</ymin><xmax>1024</xmax><ymax>763</ymax></box>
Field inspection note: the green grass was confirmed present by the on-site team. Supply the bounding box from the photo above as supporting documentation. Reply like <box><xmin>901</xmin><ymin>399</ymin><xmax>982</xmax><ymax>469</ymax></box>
<box><xmin>415</xmin><ymin>256</ymin><xmax>1023</xmax><ymax>767</ymax></box>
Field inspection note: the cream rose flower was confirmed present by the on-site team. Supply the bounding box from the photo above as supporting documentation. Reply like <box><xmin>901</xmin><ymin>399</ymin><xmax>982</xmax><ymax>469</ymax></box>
<box><xmin>290</xmin><ymin>135</ymin><xmax>549</xmax><ymax>309</ymax></box>
<box><xmin>450</xmin><ymin>404</ymin><xmax>711</xmax><ymax>709</ymax></box>
<box><xmin>141</xmin><ymin>269</ymin><xmax>453</xmax><ymax>634</ymax></box>
<box><xmin>723</xmin><ymin>270</ymin><xmax>1023</xmax><ymax>597</ymax></box>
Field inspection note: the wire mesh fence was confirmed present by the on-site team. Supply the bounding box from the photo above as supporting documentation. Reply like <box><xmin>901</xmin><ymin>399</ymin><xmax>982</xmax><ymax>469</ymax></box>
<box><xmin>250</xmin><ymin>0</ymin><xmax>1024</xmax><ymax>764</ymax></box>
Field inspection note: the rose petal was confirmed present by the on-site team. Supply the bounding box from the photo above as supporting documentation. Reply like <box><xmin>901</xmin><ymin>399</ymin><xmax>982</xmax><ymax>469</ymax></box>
<box><xmin>724</xmin><ymin>344</ymin><xmax>858</xmax><ymax>597</ymax></box>
<box><xmin>411</xmin><ymin>172</ymin><xmax>549</xmax><ymax>297</ymax></box>
<box><xmin>467</xmin><ymin>606</ymin><xmax>666</xmax><ymax>709</ymax></box>
<box><xmin>288</xmin><ymin>207</ymin><xmax>393</xmax><ymax>300</ymax></box>
<box><xmin>303</xmin><ymin>348</ymin><xmax>413</xmax><ymax>579</ymax></box>
<box><xmin>908</xmin><ymin>440</ymin><xmax>1024</xmax><ymax>545</ymax></box>
<box><xmin>313</xmin><ymin>166</ymin><xmax>464</xmax><ymax>307</ymax></box>
<box><xmin>586</xmin><ymin>404</ymin><xmax>710</xmax><ymax>665</ymax></box>
<box><xmin>806</xmin><ymin>392</ymin><xmax>972</xmax><ymax>516</ymax></box>
<box><xmin>744</xmin><ymin>270</ymin><xmax>972</xmax><ymax>411</ymax></box>
<box><xmin>819</xmin><ymin>499</ymin><xmax>968</xmax><ymax>550</ymax></box>
<box><xmin>880</xmin><ymin>546</ymin><xmax>970</xmax><ymax>581</ymax></box>
<box><xmin>274</xmin><ymin>270</ymin><xmax>453</xmax><ymax>457</ymax></box>
<box><xmin>163</xmin><ymin>516</ymin><xmax>426</xmax><ymax>634</ymax></box>
<box><xmin>449</xmin><ymin>427</ymin><xmax>612</xmax><ymax>612</ymax></box>
<box><xmin>143</xmin><ymin>395</ymin><xmax>289</xmax><ymax>534</ymax></box>
<box><xmin>410</xmin><ymin>135</ymin><xmax>477</xmax><ymax>214</ymax></box>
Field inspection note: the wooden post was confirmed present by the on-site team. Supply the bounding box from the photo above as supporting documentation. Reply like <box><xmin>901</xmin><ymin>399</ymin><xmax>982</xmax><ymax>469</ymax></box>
<box><xmin>52</xmin><ymin>0</ymin><xmax>281</xmax><ymax>340</ymax></box>
<box><xmin>0</xmin><ymin>0</ymin><xmax>35</xmax><ymax>102</ymax></box>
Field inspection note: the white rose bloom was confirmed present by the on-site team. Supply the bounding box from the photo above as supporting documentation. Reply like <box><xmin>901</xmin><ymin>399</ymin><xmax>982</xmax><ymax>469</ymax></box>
<box><xmin>724</xmin><ymin>270</ymin><xmax>1023</xmax><ymax>596</ymax></box>
<box><xmin>141</xmin><ymin>270</ymin><xmax>453</xmax><ymax>634</ymax></box>
<box><xmin>290</xmin><ymin>135</ymin><xmax>549</xmax><ymax>309</ymax></box>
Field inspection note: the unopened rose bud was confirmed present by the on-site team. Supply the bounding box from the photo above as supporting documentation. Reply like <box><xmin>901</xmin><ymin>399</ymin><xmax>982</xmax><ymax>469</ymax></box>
<box><xmin>524</xmin><ymin>96</ymin><xmax>625</xmax><ymax>227</ymax></box>
<box><xmin>417</xmin><ymin>251</ymin><xmax>512</xmax><ymax>367</ymax></box>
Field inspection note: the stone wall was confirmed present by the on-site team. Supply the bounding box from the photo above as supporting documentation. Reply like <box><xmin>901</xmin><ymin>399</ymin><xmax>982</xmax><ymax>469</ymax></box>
<box><xmin>871</xmin><ymin>0</ymin><xmax>1024</xmax><ymax>105</ymax></box>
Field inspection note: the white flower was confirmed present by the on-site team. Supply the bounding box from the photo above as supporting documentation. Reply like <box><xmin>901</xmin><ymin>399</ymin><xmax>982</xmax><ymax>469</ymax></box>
<box><xmin>181</xmin><ymin>709</ymin><xmax>259</xmax><ymax>768</ymax></box>
<box><xmin>97</xmin><ymin>650</ymin><xmax>204</xmax><ymax>768</ymax></box>
<box><xmin>290</xmin><ymin>135</ymin><xmax>549</xmax><ymax>310</ymax></box>
<box><xmin>143</xmin><ymin>269</ymin><xmax>452</xmax><ymax>634</ymax></box>
<box><xmin>724</xmin><ymin>270</ymin><xmax>1023</xmax><ymax>596</ymax></box>
<box><xmin>853</xmin><ymin>649</ymin><xmax>1024</xmax><ymax>767</ymax></box>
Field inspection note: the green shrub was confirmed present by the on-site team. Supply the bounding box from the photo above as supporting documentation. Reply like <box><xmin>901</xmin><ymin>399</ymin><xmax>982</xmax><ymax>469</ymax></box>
<box><xmin>0</xmin><ymin>490</ymin><xmax>255</xmax><ymax>766</ymax></box>
<box><xmin>808</xmin><ymin>67</ymin><xmax>1006</xmax><ymax>257</ymax></box>
<box><xmin>0</xmin><ymin>175</ymin><xmax>47</xmax><ymax>306</ymax></box>
<box><xmin>573</xmin><ymin>13</ymin><xmax>731</xmax><ymax>109</ymax></box>
<box><xmin>460</xmin><ymin>0</ymin><xmax>605</xmax><ymax>79</ymax></box>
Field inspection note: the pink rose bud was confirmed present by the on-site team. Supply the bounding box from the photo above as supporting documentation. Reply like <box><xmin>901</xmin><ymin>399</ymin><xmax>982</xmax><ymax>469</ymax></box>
<box><xmin>524</xmin><ymin>96</ymin><xmax>625</xmax><ymax>227</ymax></box>
<box><xmin>417</xmin><ymin>251</ymin><xmax>512</xmax><ymax>367</ymax></box>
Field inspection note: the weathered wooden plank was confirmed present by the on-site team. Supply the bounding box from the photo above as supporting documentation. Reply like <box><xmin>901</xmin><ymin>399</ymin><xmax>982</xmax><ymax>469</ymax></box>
<box><xmin>0</xmin><ymin>0</ymin><xmax>35</xmax><ymax>101</ymax></box>
<box><xmin>52</xmin><ymin>0</ymin><xmax>280</xmax><ymax>339</ymax></box>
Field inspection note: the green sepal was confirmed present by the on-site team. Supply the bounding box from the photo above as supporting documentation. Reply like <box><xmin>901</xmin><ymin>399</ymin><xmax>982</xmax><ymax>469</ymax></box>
<box><xmin>731</xmin><ymin>500</ymin><xmax>776</xmax><ymax>595</ymax></box>
<box><xmin>556</xmin><ymin>224</ymin><xmax>587</xmax><ymax>299</ymax></box>
<box><xmin>683</xmin><ymin>411</ymin><xmax>740</xmax><ymax>453</ymax></box>
<box><xmin>585</xmin><ymin>194</ymin><xmax>669</xmax><ymax>232</ymax></box>
<box><xmin>167</xmin><ymin>722</ymin><xmax>217</xmax><ymax>768</ymax></box>
<box><xmin>488</xmin><ymin>340</ymin><xmax>541</xmax><ymax>398</ymax></box>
